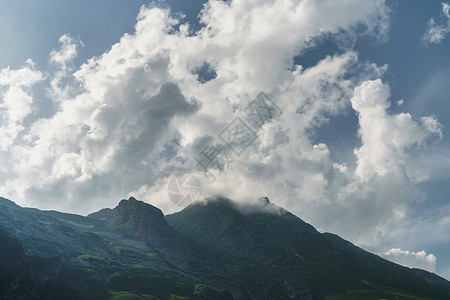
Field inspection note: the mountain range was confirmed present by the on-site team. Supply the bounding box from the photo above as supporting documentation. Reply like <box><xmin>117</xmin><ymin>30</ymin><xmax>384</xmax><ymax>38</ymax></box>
<box><xmin>0</xmin><ymin>195</ymin><xmax>449</xmax><ymax>300</ymax></box>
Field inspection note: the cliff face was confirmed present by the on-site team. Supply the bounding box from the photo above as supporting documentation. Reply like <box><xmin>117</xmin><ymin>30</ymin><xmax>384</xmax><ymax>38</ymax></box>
<box><xmin>107</xmin><ymin>197</ymin><xmax>167</xmax><ymax>239</ymax></box>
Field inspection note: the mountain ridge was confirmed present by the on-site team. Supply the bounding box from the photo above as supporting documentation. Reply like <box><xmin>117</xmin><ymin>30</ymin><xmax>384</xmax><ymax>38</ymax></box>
<box><xmin>0</xmin><ymin>195</ymin><xmax>449</xmax><ymax>299</ymax></box>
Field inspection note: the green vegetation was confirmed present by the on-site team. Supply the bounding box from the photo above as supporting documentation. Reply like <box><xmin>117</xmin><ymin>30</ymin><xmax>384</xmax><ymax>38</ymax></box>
<box><xmin>109</xmin><ymin>290</ymin><xmax>159</xmax><ymax>300</ymax></box>
<box><xmin>131</xmin><ymin>264</ymin><xmax>153</xmax><ymax>269</ymax></box>
<box><xmin>2</xmin><ymin>197</ymin><xmax>450</xmax><ymax>299</ymax></box>
<box><xmin>194</xmin><ymin>284</ymin><xmax>232</xmax><ymax>299</ymax></box>
<box><xmin>325</xmin><ymin>289</ymin><xmax>432</xmax><ymax>300</ymax></box>
<box><xmin>111</xmin><ymin>223</ymin><xmax>128</xmax><ymax>230</ymax></box>
<box><xmin>168</xmin><ymin>295</ymin><xmax>187</xmax><ymax>300</ymax></box>
<box><xmin>77</xmin><ymin>253</ymin><xmax>106</xmax><ymax>261</ymax></box>
<box><xmin>77</xmin><ymin>252</ymin><xmax>126</xmax><ymax>267</ymax></box>
<box><xmin>82</xmin><ymin>267</ymin><xmax>97</xmax><ymax>273</ymax></box>
<box><xmin>146</xmin><ymin>252</ymin><xmax>160</xmax><ymax>258</ymax></box>
<box><xmin>107</xmin><ymin>272</ymin><xmax>123</xmax><ymax>283</ymax></box>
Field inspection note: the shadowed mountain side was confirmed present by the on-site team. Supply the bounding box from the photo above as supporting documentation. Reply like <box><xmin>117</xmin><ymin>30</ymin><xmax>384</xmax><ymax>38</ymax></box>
<box><xmin>0</xmin><ymin>196</ymin><xmax>449</xmax><ymax>299</ymax></box>
<box><xmin>166</xmin><ymin>196</ymin><xmax>450</xmax><ymax>299</ymax></box>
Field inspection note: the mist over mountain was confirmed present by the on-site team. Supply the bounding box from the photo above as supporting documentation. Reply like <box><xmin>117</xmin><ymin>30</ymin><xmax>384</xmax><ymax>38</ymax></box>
<box><xmin>0</xmin><ymin>195</ymin><xmax>449</xmax><ymax>299</ymax></box>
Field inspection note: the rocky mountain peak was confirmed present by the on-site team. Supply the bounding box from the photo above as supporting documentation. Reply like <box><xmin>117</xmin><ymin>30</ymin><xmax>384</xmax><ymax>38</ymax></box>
<box><xmin>0</xmin><ymin>196</ymin><xmax>450</xmax><ymax>299</ymax></box>
<box><xmin>107</xmin><ymin>197</ymin><xmax>169</xmax><ymax>240</ymax></box>
<box><xmin>113</xmin><ymin>197</ymin><xmax>164</xmax><ymax>219</ymax></box>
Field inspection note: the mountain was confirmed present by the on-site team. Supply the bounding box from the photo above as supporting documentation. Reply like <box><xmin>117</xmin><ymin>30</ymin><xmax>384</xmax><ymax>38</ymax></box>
<box><xmin>0</xmin><ymin>196</ymin><xmax>449</xmax><ymax>299</ymax></box>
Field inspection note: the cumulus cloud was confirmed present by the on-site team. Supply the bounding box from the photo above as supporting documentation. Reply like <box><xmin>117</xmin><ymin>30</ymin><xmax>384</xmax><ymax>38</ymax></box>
<box><xmin>0</xmin><ymin>60</ymin><xmax>43</xmax><ymax>148</ymax></box>
<box><xmin>423</xmin><ymin>2</ymin><xmax>450</xmax><ymax>44</ymax></box>
<box><xmin>0</xmin><ymin>0</ymin><xmax>449</xmax><ymax>280</ymax></box>
<box><xmin>50</xmin><ymin>34</ymin><xmax>83</xmax><ymax>68</ymax></box>
<box><xmin>48</xmin><ymin>34</ymin><xmax>84</xmax><ymax>102</ymax></box>
<box><xmin>303</xmin><ymin>79</ymin><xmax>442</xmax><ymax>246</ymax></box>
<box><xmin>0</xmin><ymin>0</ymin><xmax>442</xmax><ymax>252</ymax></box>
<box><xmin>0</xmin><ymin>0</ymin><xmax>391</xmax><ymax>214</ymax></box>
<box><xmin>0</xmin><ymin>60</ymin><xmax>43</xmax><ymax>87</ymax></box>
<box><xmin>384</xmin><ymin>248</ymin><xmax>437</xmax><ymax>273</ymax></box>
<box><xmin>351</xmin><ymin>79</ymin><xmax>442</xmax><ymax>180</ymax></box>
<box><xmin>0</xmin><ymin>0</ymin><xmax>443</xmax><ymax>262</ymax></box>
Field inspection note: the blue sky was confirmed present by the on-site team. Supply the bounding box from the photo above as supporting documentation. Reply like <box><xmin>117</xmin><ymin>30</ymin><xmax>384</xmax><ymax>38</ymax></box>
<box><xmin>1</xmin><ymin>0</ymin><xmax>450</xmax><ymax>279</ymax></box>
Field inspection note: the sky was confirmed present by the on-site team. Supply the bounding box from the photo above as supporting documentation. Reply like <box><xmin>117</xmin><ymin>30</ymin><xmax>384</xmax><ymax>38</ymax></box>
<box><xmin>0</xmin><ymin>0</ymin><xmax>450</xmax><ymax>279</ymax></box>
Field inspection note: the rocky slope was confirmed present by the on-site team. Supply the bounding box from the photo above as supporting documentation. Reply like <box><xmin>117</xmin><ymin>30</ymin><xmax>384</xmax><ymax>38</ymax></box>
<box><xmin>0</xmin><ymin>196</ymin><xmax>449</xmax><ymax>299</ymax></box>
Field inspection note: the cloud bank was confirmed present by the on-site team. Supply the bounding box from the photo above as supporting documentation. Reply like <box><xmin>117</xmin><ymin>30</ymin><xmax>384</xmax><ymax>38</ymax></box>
<box><xmin>384</xmin><ymin>248</ymin><xmax>437</xmax><ymax>273</ymax></box>
<box><xmin>0</xmin><ymin>0</ymin><xmax>444</xmax><ymax>260</ymax></box>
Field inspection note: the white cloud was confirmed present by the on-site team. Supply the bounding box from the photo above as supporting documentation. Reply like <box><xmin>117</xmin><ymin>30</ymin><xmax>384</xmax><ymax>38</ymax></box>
<box><xmin>0</xmin><ymin>0</ymin><xmax>442</xmax><ymax>262</ymax></box>
<box><xmin>0</xmin><ymin>0</ymin><xmax>392</xmax><ymax>215</ymax></box>
<box><xmin>48</xmin><ymin>34</ymin><xmax>84</xmax><ymax>102</ymax></box>
<box><xmin>50</xmin><ymin>34</ymin><xmax>83</xmax><ymax>68</ymax></box>
<box><xmin>0</xmin><ymin>0</ymin><xmax>448</xmax><ymax>278</ymax></box>
<box><xmin>351</xmin><ymin>79</ymin><xmax>442</xmax><ymax>180</ymax></box>
<box><xmin>0</xmin><ymin>61</ymin><xmax>43</xmax><ymax>87</ymax></box>
<box><xmin>423</xmin><ymin>2</ymin><xmax>450</xmax><ymax>44</ymax></box>
<box><xmin>421</xmin><ymin>116</ymin><xmax>443</xmax><ymax>139</ymax></box>
<box><xmin>0</xmin><ymin>0</ymin><xmax>439</xmax><ymax>253</ymax></box>
<box><xmin>0</xmin><ymin>61</ymin><xmax>43</xmax><ymax>148</ymax></box>
<box><xmin>384</xmin><ymin>248</ymin><xmax>437</xmax><ymax>273</ymax></box>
